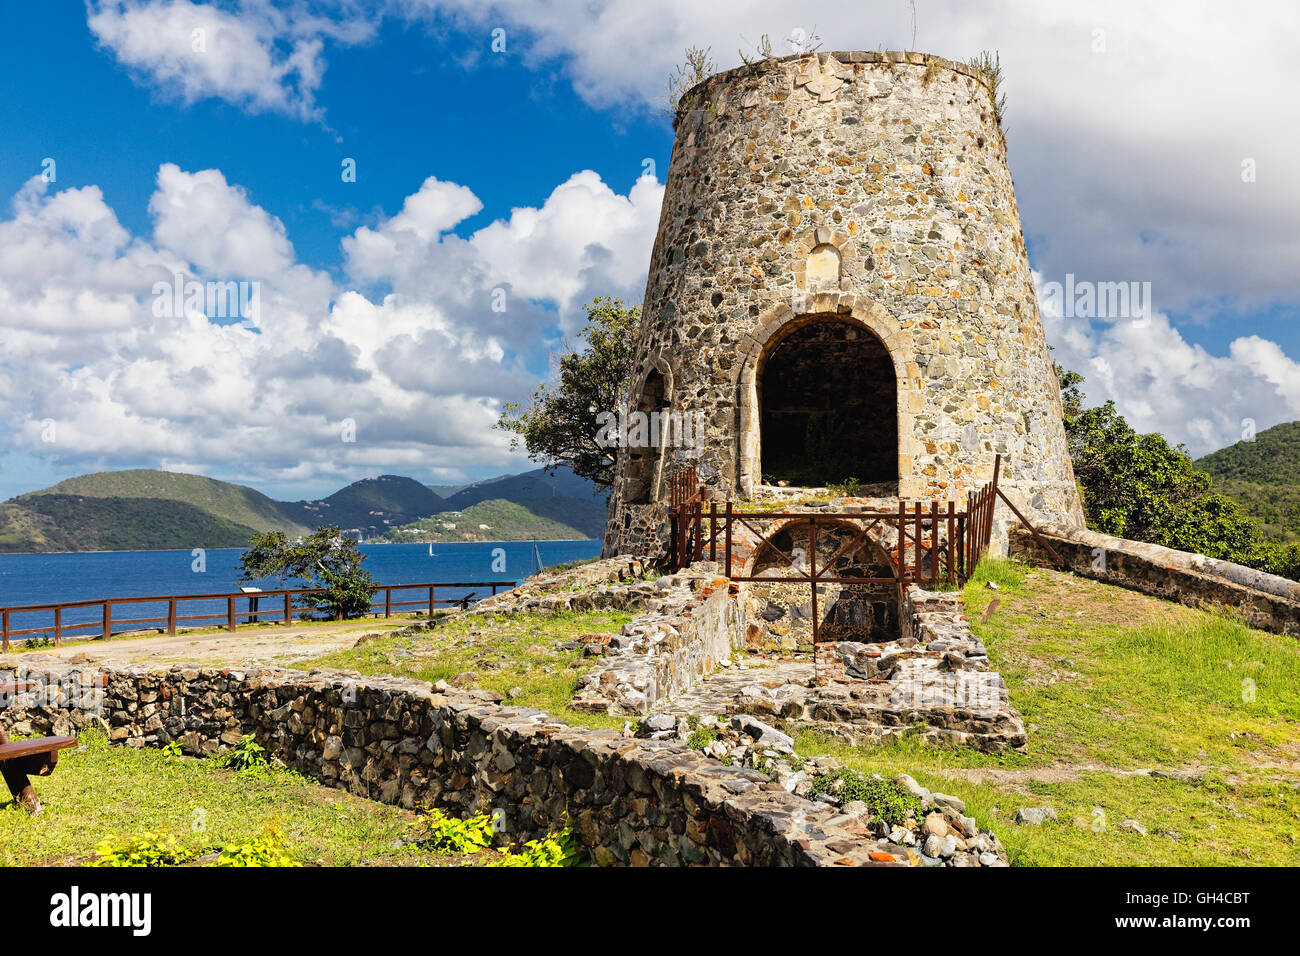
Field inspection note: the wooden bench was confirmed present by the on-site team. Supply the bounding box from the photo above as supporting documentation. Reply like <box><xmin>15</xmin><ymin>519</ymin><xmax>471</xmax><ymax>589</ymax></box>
<box><xmin>0</xmin><ymin>680</ymin><xmax>77</xmax><ymax>813</ymax></box>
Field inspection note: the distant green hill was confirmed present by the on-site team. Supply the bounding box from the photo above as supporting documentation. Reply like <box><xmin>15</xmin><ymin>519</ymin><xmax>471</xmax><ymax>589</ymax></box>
<box><xmin>282</xmin><ymin>475</ymin><xmax>446</xmax><ymax>532</ymax></box>
<box><xmin>0</xmin><ymin>465</ymin><xmax>605</xmax><ymax>553</ymax></box>
<box><xmin>380</xmin><ymin>496</ymin><xmax>603</xmax><ymax>543</ymax></box>
<box><xmin>0</xmin><ymin>469</ymin><xmax>312</xmax><ymax>553</ymax></box>
<box><xmin>0</xmin><ymin>495</ymin><xmax>264</xmax><ymax>552</ymax></box>
<box><xmin>1197</xmin><ymin>421</ymin><xmax>1300</xmax><ymax>543</ymax></box>
<box><xmin>25</xmin><ymin>469</ymin><xmax>310</xmax><ymax>536</ymax></box>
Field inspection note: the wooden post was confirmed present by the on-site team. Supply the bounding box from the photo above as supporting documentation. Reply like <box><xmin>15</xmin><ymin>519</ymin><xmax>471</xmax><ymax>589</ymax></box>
<box><xmin>914</xmin><ymin>503</ymin><xmax>922</xmax><ymax>584</ymax></box>
<box><xmin>930</xmin><ymin>501</ymin><xmax>939</xmax><ymax>586</ymax></box>
<box><xmin>54</xmin><ymin>606</ymin><xmax>62</xmax><ymax>647</ymax></box>
<box><xmin>384</xmin><ymin>587</ymin><xmax>392</xmax><ymax>618</ymax></box>
<box><xmin>226</xmin><ymin>596</ymin><xmax>236</xmax><ymax>632</ymax></box>
<box><xmin>946</xmin><ymin>501</ymin><xmax>956</xmax><ymax>585</ymax></box>
<box><xmin>167</xmin><ymin>597</ymin><xmax>177</xmax><ymax>636</ymax></box>
<box><xmin>102</xmin><ymin>601</ymin><xmax>111</xmax><ymax>640</ymax></box>
<box><xmin>695</xmin><ymin>497</ymin><xmax>704</xmax><ymax>562</ymax></box>
<box><xmin>724</xmin><ymin>502</ymin><xmax>733</xmax><ymax>577</ymax></box>
<box><xmin>987</xmin><ymin>455</ymin><xmax>1001</xmax><ymax>546</ymax></box>
<box><xmin>709</xmin><ymin>501</ymin><xmax>717</xmax><ymax>561</ymax></box>
<box><xmin>283</xmin><ymin>591</ymin><xmax>292</xmax><ymax>626</ymax></box>
<box><xmin>967</xmin><ymin>491</ymin><xmax>976</xmax><ymax>577</ymax></box>
<box><xmin>2</xmin><ymin>610</ymin><xmax>9</xmax><ymax>653</ymax></box>
<box><xmin>428</xmin><ymin>586</ymin><xmax>435</xmax><ymax>619</ymax></box>
<box><xmin>808</xmin><ymin>518</ymin><xmax>818</xmax><ymax>646</ymax></box>
<box><xmin>896</xmin><ymin>501</ymin><xmax>907</xmax><ymax>584</ymax></box>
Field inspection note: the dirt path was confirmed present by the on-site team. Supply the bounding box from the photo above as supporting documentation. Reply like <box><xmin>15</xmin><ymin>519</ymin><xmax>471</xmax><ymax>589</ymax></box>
<box><xmin>0</xmin><ymin>617</ymin><xmax>416</xmax><ymax>670</ymax></box>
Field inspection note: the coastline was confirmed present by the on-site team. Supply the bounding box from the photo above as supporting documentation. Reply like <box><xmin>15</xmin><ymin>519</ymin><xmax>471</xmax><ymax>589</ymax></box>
<box><xmin>0</xmin><ymin>537</ymin><xmax>596</xmax><ymax>558</ymax></box>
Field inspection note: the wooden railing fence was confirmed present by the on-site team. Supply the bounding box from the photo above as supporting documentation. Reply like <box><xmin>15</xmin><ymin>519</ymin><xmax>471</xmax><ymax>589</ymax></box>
<box><xmin>0</xmin><ymin>580</ymin><xmax>515</xmax><ymax>652</ymax></box>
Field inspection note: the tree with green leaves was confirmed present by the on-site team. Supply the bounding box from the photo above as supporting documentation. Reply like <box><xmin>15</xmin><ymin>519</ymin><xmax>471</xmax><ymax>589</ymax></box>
<box><xmin>496</xmin><ymin>297</ymin><xmax>639</xmax><ymax>489</ymax></box>
<box><xmin>1056</xmin><ymin>366</ymin><xmax>1299</xmax><ymax>579</ymax></box>
<box><xmin>237</xmin><ymin>526</ymin><xmax>376</xmax><ymax>620</ymax></box>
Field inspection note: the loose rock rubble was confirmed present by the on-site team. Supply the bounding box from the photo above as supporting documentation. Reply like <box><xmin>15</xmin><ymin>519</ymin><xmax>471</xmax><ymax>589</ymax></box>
<box><xmin>633</xmin><ymin>714</ymin><xmax>1009</xmax><ymax>867</ymax></box>
<box><xmin>472</xmin><ymin>555</ymin><xmax>654</xmax><ymax>615</ymax></box>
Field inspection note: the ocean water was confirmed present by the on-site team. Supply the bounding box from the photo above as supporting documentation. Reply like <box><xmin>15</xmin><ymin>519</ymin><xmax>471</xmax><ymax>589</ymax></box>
<box><xmin>0</xmin><ymin>539</ymin><xmax>601</xmax><ymax>640</ymax></box>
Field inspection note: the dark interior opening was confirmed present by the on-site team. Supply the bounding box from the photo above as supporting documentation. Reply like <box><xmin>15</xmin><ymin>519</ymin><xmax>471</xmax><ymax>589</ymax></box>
<box><xmin>759</xmin><ymin>318</ymin><xmax>898</xmax><ymax>488</ymax></box>
<box><xmin>626</xmin><ymin>368</ymin><xmax>667</xmax><ymax>504</ymax></box>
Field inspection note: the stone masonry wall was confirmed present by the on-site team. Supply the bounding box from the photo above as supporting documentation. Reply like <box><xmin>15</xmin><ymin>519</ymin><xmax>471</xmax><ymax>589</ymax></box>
<box><xmin>2</xmin><ymin>664</ymin><xmax>902</xmax><ymax>867</ymax></box>
<box><xmin>1010</xmin><ymin>524</ymin><xmax>1300</xmax><ymax>638</ymax></box>
<box><xmin>605</xmin><ymin>50</ymin><xmax>1084</xmax><ymax>556</ymax></box>
<box><xmin>572</xmin><ymin>569</ymin><xmax>743</xmax><ymax>715</ymax></box>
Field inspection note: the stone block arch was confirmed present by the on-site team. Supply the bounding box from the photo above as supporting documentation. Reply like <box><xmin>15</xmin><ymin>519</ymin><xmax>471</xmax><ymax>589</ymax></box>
<box><xmin>622</xmin><ymin>350</ymin><xmax>677</xmax><ymax>505</ymax></box>
<box><xmin>734</xmin><ymin>293</ymin><xmax>920</xmax><ymax>497</ymax></box>
<box><xmin>740</xmin><ymin>515</ymin><xmax>902</xmax><ymax>647</ymax></box>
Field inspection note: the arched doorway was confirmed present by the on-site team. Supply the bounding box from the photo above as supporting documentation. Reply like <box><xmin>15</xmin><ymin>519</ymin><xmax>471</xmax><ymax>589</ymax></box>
<box><xmin>625</xmin><ymin>368</ymin><xmax>668</xmax><ymax>504</ymax></box>
<box><xmin>757</xmin><ymin>316</ymin><xmax>898</xmax><ymax>489</ymax></box>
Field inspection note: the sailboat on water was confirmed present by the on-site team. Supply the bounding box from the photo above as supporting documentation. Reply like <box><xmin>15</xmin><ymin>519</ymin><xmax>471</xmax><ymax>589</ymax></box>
<box><xmin>531</xmin><ymin>536</ymin><xmax>543</xmax><ymax>575</ymax></box>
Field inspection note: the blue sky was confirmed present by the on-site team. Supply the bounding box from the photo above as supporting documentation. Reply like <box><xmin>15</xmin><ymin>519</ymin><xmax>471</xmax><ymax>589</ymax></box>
<box><xmin>0</xmin><ymin>5</ymin><xmax>665</xmax><ymax>275</ymax></box>
<box><xmin>1</xmin><ymin>1</ymin><xmax>1297</xmax><ymax>501</ymax></box>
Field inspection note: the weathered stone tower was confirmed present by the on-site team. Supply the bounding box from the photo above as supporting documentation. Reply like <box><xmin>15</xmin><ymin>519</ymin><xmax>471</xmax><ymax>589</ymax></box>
<box><xmin>604</xmin><ymin>51</ymin><xmax>1083</xmax><ymax>557</ymax></box>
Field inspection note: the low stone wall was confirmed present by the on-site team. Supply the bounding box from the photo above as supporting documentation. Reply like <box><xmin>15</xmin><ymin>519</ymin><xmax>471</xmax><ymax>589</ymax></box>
<box><xmin>3</xmin><ymin>663</ymin><xmax>905</xmax><ymax>867</ymax></box>
<box><xmin>1010</xmin><ymin>524</ymin><xmax>1300</xmax><ymax>638</ymax></box>
<box><xmin>572</xmin><ymin>568</ymin><xmax>746</xmax><ymax>715</ymax></box>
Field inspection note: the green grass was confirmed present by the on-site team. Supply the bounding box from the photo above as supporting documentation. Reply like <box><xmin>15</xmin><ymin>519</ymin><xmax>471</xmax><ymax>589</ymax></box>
<box><xmin>303</xmin><ymin>609</ymin><xmax>633</xmax><ymax>730</ymax></box>
<box><xmin>964</xmin><ymin>559</ymin><xmax>1300</xmax><ymax>768</ymax></box>
<box><xmin>791</xmin><ymin>558</ymin><xmax>1300</xmax><ymax>866</ymax></box>
<box><xmin>0</xmin><ymin>732</ymin><xmax>458</xmax><ymax>866</ymax></box>
<box><xmin>791</xmin><ymin>732</ymin><xmax>1299</xmax><ymax>865</ymax></box>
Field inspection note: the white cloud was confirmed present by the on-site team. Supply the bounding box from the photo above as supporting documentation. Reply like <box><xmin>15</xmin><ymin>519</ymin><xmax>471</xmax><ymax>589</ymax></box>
<box><xmin>390</xmin><ymin>0</ymin><xmax>1300</xmax><ymax>314</ymax></box>
<box><xmin>1038</xmin><ymin>272</ymin><xmax>1300</xmax><ymax>457</ymax></box>
<box><xmin>86</xmin><ymin>0</ymin><xmax>377</xmax><ymax>121</ymax></box>
<box><xmin>0</xmin><ymin>165</ymin><xmax>660</xmax><ymax>496</ymax></box>
<box><xmin>470</xmin><ymin>171</ymin><xmax>664</xmax><ymax>316</ymax></box>
<box><xmin>343</xmin><ymin>169</ymin><xmax>664</xmax><ymax>328</ymax></box>
<box><xmin>149</xmin><ymin>164</ymin><xmax>297</xmax><ymax>279</ymax></box>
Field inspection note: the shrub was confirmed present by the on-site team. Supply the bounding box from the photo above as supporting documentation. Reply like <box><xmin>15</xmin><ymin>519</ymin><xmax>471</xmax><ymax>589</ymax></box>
<box><xmin>808</xmin><ymin>770</ymin><xmax>923</xmax><ymax>825</ymax></box>
<box><xmin>221</xmin><ymin>734</ymin><xmax>269</xmax><ymax>772</ymax></box>
<box><xmin>215</xmin><ymin>823</ymin><xmax>299</xmax><ymax>867</ymax></box>
<box><xmin>687</xmin><ymin>726</ymin><xmax>719</xmax><ymax>750</ymax></box>
<box><xmin>94</xmin><ymin>824</ymin><xmax>299</xmax><ymax>867</ymax></box>
<box><xmin>94</xmin><ymin>831</ymin><xmax>200</xmax><ymax>867</ymax></box>
<box><xmin>492</xmin><ymin>828</ymin><xmax>582</xmax><ymax>867</ymax></box>
<box><xmin>420</xmin><ymin>808</ymin><xmax>495</xmax><ymax>854</ymax></box>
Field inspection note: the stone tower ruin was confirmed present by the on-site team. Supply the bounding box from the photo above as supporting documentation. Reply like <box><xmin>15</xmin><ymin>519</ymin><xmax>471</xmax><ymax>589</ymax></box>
<box><xmin>604</xmin><ymin>51</ymin><xmax>1084</xmax><ymax>557</ymax></box>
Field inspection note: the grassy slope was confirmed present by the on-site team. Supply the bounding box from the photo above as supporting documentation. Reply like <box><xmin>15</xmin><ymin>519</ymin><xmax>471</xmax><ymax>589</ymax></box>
<box><xmin>1197</xmin><ymin>421</ymin><xmax>1300</xmax><ymax>542</ymax></box>
<box><xmin>800</xmin><ymin>560</ymin><xmax>1300</xmax><ymax>865</ymax></box>
<box><xmin>305</xmin><ymin>609</ymin><xmax>631</xmax><ymax>731</ymax></box>
<box><xmin>380</xmin><ymin>496</ymin><xmax>603</xmax><ymax>542</ymax></box>
<box><xmin>0</xmin><ymin>732</ymin><xmax>454</xmax><ymax>866</ymax></box>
